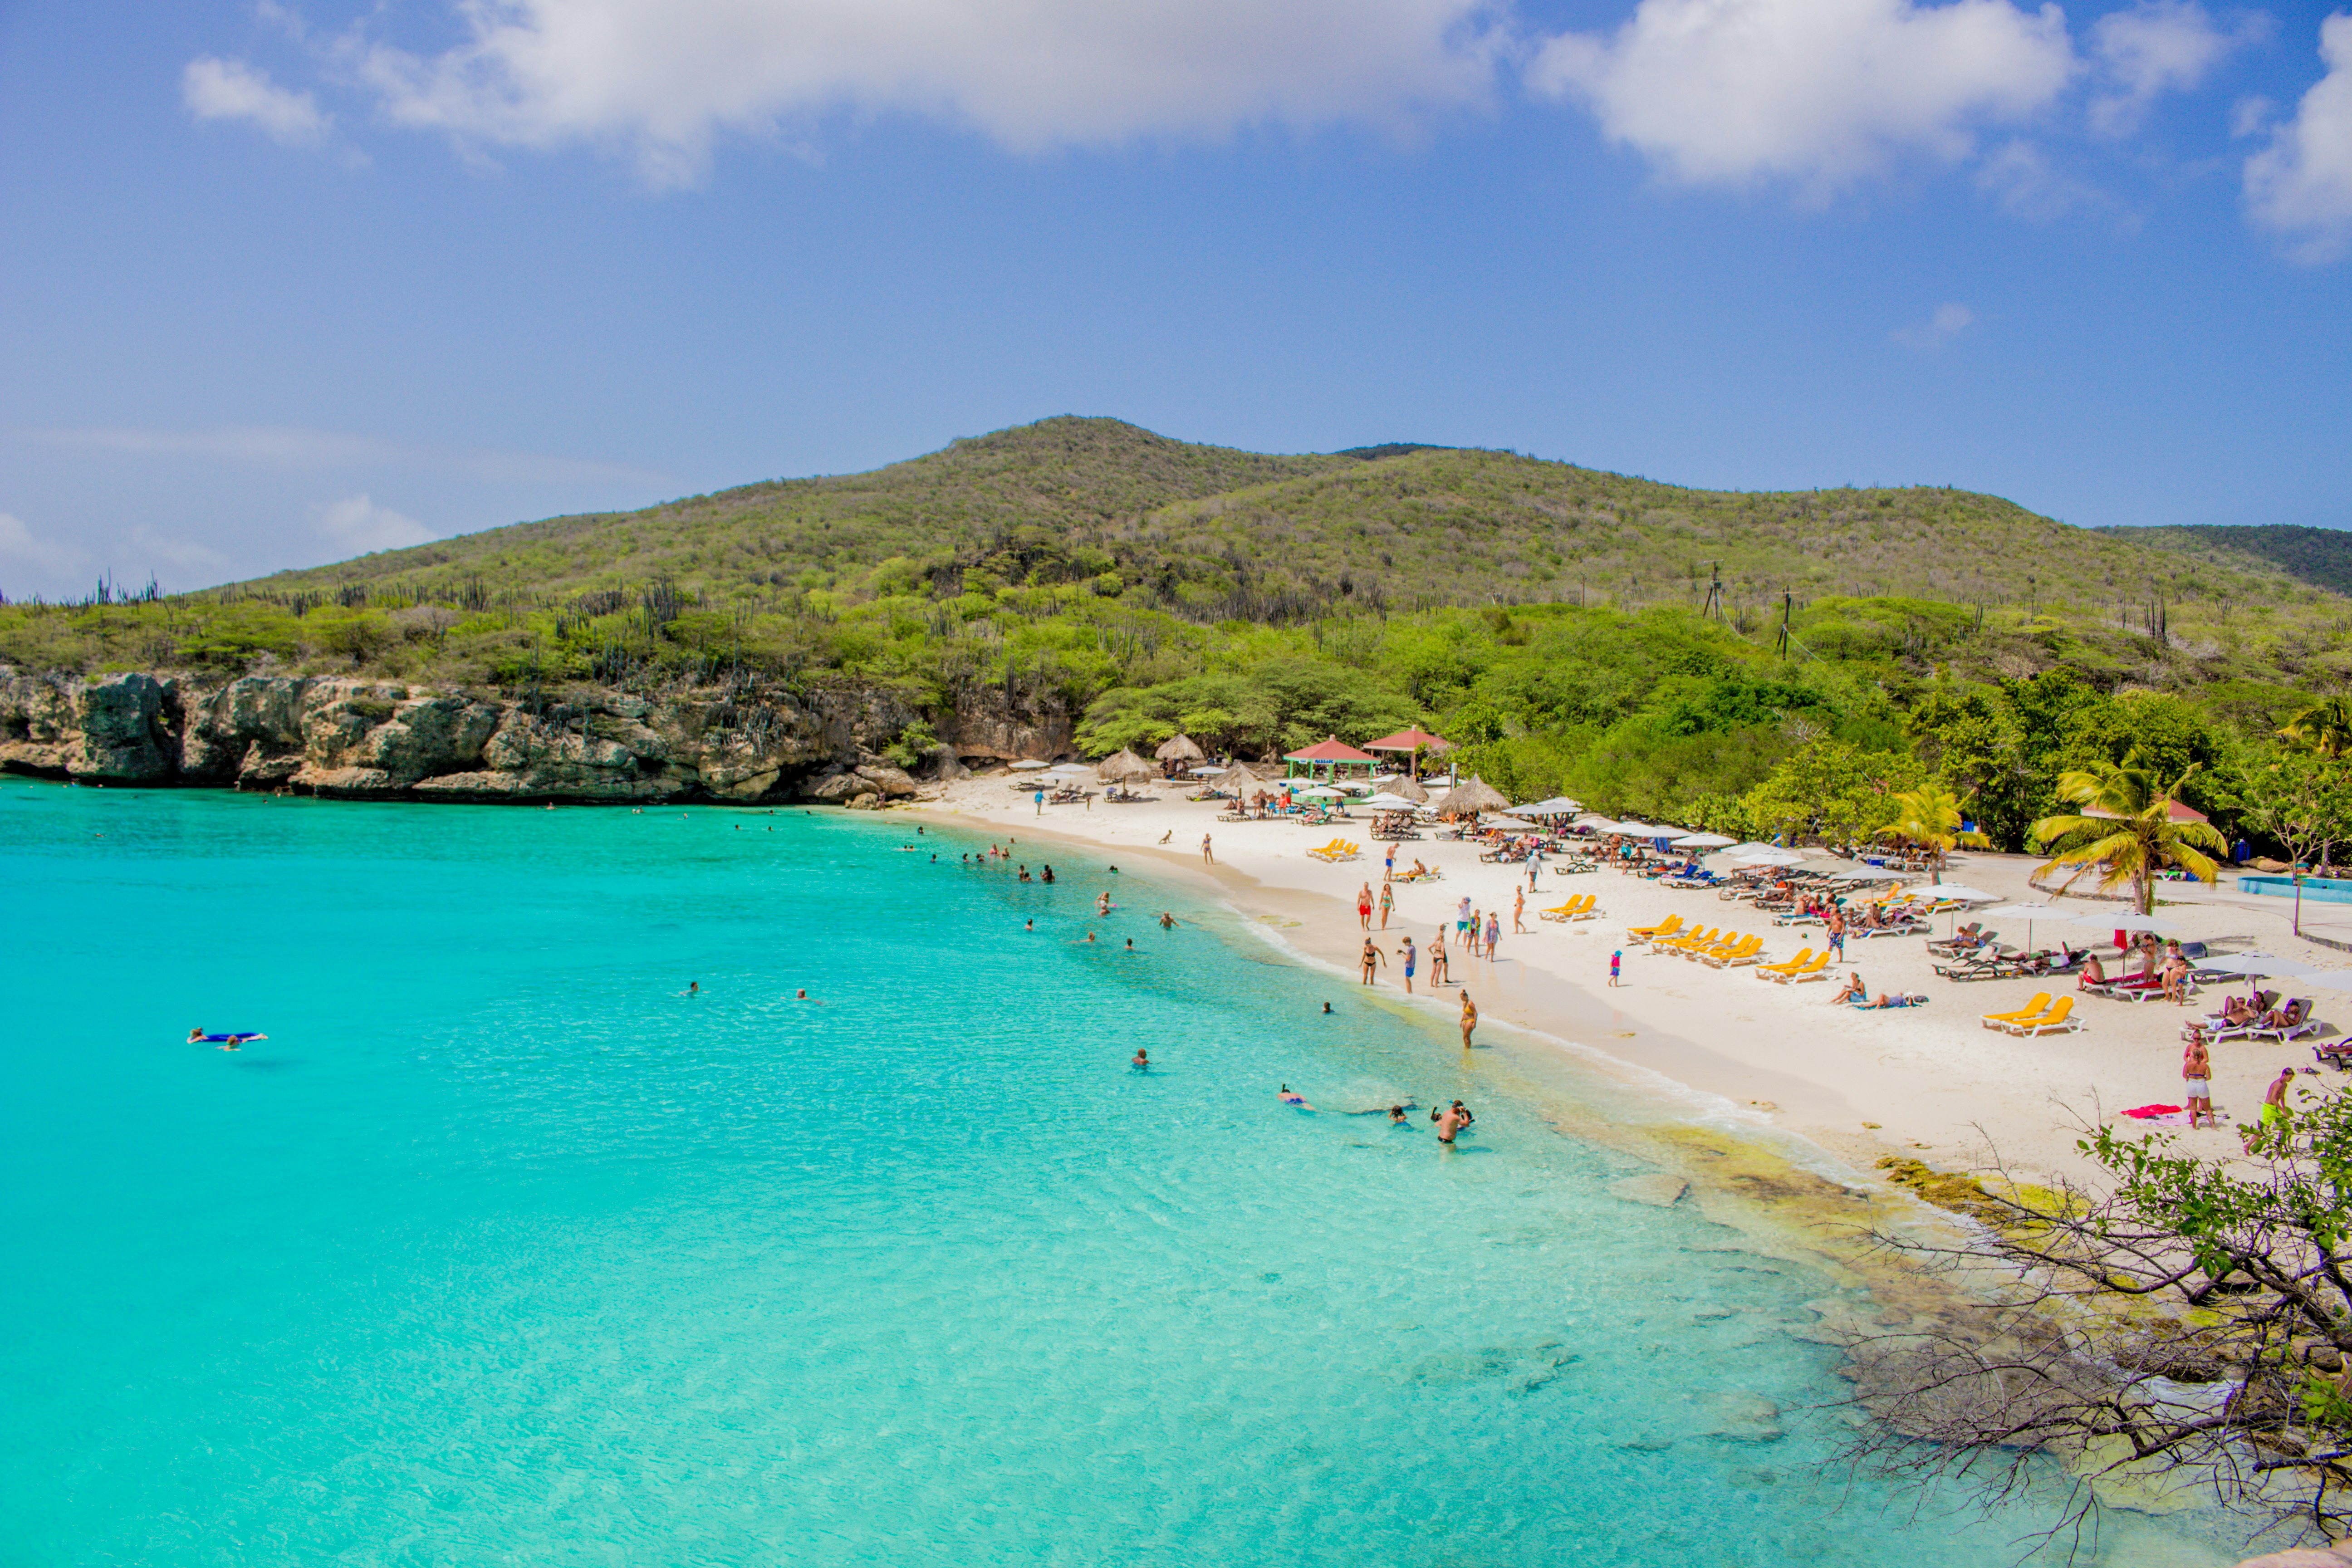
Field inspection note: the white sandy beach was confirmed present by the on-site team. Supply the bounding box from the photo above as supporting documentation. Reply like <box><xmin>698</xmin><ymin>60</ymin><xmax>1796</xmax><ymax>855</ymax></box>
<box><xmin>909</xmin><ymin>773</ymin><xmax>2349</xmax><ymax>1186</ymax></box>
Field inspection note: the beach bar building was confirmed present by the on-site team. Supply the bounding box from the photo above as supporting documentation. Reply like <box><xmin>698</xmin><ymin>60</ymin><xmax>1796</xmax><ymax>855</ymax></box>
<box><xmin>1362</xmin><ymin>726</ymin><xmax>1452</xmax><ymax>780</ymax></box>
<box><xmin>1282</xmin><ymin>736</ymin><xmax>1378</xmax><ymax>784</ymax></box>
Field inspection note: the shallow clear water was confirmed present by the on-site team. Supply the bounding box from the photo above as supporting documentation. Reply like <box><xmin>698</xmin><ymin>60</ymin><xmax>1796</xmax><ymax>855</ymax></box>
<box><xmin>0</xmin><ymin>784</ymin><xmax>2217</xmax><ymax>1565</ymax></box>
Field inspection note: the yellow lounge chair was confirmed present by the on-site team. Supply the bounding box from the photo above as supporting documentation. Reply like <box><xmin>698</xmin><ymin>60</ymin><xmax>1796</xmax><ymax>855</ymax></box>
<box><xmin>1999</xmin><ymin>996</ymin><xmax>2079</xmax><ymax>1036</ymax></box>
<box><xmin>1656</xmin><ymin>925</ymin><xmax>1719</xmax><ymax>956</ymax></box>
<box><xmin>1570</xmin><ymin>895</ymin><xmax>1602</xmax><ymax>921</ymax></box>
<box><xmin>1755</xmin><ymin>947</ymin><xmax>1814</xmax><ymax>977</ymax></box>
<box><xmin>1702</xmin><ymin>934</ymin><xmax>1764</xmax><ymax>969</ymax></box>
<box><xmin>1979</xmin><ymin>992</ymin><xmax>2053</xmax><ymax>1031</ymax></box>
<box><xmin>1538</xmin><ymin>895</ymin><xmax>1595</xmax><ymax>923</ymax></box>
<box><xmin>1305</xmin><ymin>839</ymin><xmax>1345</xmax><ymax>861</ymax></box>
<box><xmin>1763</xmin><ymin>950</ymin><xmax>1832</xmax><ymax>984</ymax></box>
<box><xmin>1686</xmin><ymin>930</ymin><xmax>1744</xmax><ymax>962</ymax></box>
<box><xmin>1627</xmin><ymin>914</ymin><xmax>1684</xmax><ymax>942</ymax></box>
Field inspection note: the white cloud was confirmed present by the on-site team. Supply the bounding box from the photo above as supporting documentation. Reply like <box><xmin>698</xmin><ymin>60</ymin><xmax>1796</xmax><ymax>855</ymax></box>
<box><xmin>1891</xmin><ymin>301</ymin><xmax>1976</xmax><ymax>348</ymax></box>
<box><xmin>2246</xmin><ymin>13</ymin><xmax>2352</xmax><ymax>261</ymax></box>
<box><xmin>183</xmin><ymin>56</ymin><xmax>332</xmax><ymax>147</ymax></box>
<box><xmin>314</xmin><ymin>495</ymin><xmax>437</xmax><ymax>554</ymax></box>
<box><xmin>128</xmin><ymin>527</ymin><xmax>230</xmax><ymax>577</ymax></box>
<box><xmin>20</xmin><ymin>425</ymin><xmax>662</xmax><ymax>485</ymax></box>
<box><xmin>1527</xmin><ymin>0</ymin><xmax>2074</xmax><ymax>196</ymax></box>
<box><xmin>2087</xmin><ymin>1</ymin><xmax>2257</xmax><ymax>137</ymax></box>
<box><xmin>344</xmin><ymin>0</ymin><xmax>1506</xmax><ymax>183</ymax></box>
<box><xmin>0</xmin><ymin>513</ymin><xmax>89</xmax><ymax>584</ymax></box>
<box><xmin>1974</xmin><ymin>137</ymin><xmax>2109</xmax><ymax>216</ymax></box>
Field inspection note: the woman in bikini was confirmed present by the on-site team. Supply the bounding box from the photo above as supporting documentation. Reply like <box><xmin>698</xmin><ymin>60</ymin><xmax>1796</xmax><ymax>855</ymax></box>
<box><xmin>1360</xmin><ymin>938</ymin><xmax>1385</xmax><ymax>985</ymax></box>
<box><xmin>1430</xmin><ymin>930</ymin><xmax>1450</xmax><ymax>986</ymax></box>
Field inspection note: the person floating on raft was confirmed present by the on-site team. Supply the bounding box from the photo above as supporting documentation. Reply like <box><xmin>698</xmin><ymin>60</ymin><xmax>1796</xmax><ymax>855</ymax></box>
<box><xmin>188</xmin><ymin>1028</ymin><xmax>267</xmax><ymax>1050</ymax></box>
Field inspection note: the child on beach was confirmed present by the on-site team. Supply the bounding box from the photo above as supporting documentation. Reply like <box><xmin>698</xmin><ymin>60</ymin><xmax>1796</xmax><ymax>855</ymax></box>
<box><xmin>1609</xmin><ymin>951</ymin><xmax>1622</xmax><ymax>987</ymax></box>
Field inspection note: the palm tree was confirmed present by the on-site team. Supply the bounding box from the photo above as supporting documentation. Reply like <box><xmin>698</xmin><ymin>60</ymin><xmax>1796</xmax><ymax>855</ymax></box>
<box><xmin>2283</xmin><ymin>696</ymin><xmax>2352</xmax><ymax>759</ymax></box>
<box><xmin>1875</xmin><ymin>784</ymin><xmax>1990</xmax><ymax>883</ymax></box>
<box><xmin>2029</xmin><ymin>752</ymin><xmax>2227</xmax><ymax>916</ymax></box>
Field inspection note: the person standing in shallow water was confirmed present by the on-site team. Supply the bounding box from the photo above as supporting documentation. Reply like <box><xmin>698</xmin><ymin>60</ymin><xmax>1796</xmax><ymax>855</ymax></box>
<box><xmin>1398</xmin><ymin>936</ymin><xmax>1417</xmax><ymax>995</ymax></box>
<box><xmin>1459</xmin><ymin>991</ymin><xmax>1478</xmax><ymax>1049</ymax></box>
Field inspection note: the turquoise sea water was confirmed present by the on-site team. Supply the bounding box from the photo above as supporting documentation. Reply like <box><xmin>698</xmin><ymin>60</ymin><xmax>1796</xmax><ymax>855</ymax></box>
<box><xmin>0</xmin><ymin>784</ymin><xmax>2220</xmax><ymax>1566</ymax></box>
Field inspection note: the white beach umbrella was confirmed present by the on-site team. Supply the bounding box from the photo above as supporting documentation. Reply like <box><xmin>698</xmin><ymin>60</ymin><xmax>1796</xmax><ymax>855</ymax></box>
<box><xmin>1526</xmin><ymin>797</ymin><xmax>1582</xmax><ymax>815</ymax></box>
<box><xmin>1979</xmin><ymin>901</ymin><xmax>2060</xmax><ymax>950</ymax></box>
<box><xmin>1613</xmin><ymin>822</ymin><xmax>1662</xmax><ymax>837</ymax></box>
<box><xmin>1189</xmin><ymin>765</ymin><xmax>1225</xmax><ymax>776</ymax></box>
<box><xmin>1361</xmin><ymin>792</ymin><xmax>1419</xmax><ymax>809</ymax></box>
<box><xmin>1915</xmin><ymin>884</ymin><xmax>1994</xmax><ymax>903</ymax></box>
<box><xmin>1299</xmin><ymin>785</ymin><xmax>1344</xmax><ymax>799</ymax></box>
<box><xmin>1670</xmin><ymin>832</ymin><xmax>1738</xmax><ymax>849</ymax></box>
<box><xmin>2073</xmin><ymin>914</ymin><xmax>2179</xmax><ymax>934</ymax></box>
<box><xmin>1485</xmin><ymin>815</ymin><xmax>1539</xmax><ymax>831</ymax></box>
<box><xmin>1009</xmin><ymin>759</ymin><xmax>1049</xmax><ymax>770</ymax></box>
<box><xmin>1837</xmin><ymin>867</ymin><xmax>1909</xmax><ymax>881</ymax></box>
<box><xmin>1573</xmin><ymin>815</ymin><xmax>1623</xmax><ymax>833</ymax></box>
<box><xmin>2200</xmin><ymin>954</ymin><xmax>2323</xmax><ymax>981</ymax></box>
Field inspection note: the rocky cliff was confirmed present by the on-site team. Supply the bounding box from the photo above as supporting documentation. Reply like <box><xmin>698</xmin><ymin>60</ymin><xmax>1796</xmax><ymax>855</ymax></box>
<box><xmin>0</xmin><ymin>669</ymin><xmax>1073</xmax><ymax>806</ymax></box>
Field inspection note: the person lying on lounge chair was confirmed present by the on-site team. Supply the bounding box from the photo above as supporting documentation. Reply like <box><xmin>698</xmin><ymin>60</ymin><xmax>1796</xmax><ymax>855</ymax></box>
<box><xmin>2219</xmin><ymin>994</ymin><xmax>2259</xmax><ymax>1027</ymax></box>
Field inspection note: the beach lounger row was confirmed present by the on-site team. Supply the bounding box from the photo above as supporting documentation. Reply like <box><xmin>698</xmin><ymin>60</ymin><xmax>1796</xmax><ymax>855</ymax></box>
<box><xmin>1979</xmin><ymin>994</ymin><xmax>2081</xmax><ymax>1035</ymax></box>
<box><xmin>1306</xmin><ymin>840</ymin><xmax>1360</xmax><ymax>862</ymax></box>
<box><xmin>2207</xmin><ymin>997</ymin><xmax>2316</xmax><ymax>1044</ymax></box>
<box><xmin>1756</xmin><ymin>949</ymin><xmax>1830</xmax><ymax>984</ymax></box>
<box><xmin>1539</xmin><ymin>895</ymin><xmax>1602</xmax><ymax>922</ymax></box>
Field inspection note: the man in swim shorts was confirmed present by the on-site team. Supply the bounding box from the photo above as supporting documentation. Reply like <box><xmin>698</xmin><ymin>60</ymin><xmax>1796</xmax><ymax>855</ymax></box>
<box><xmin>1434</xmin><ymin>1104</ymin><xmax>1465</xmax><ymax>1145</ymax></box>
<box><xmin>2181</xmin><ymin>1035</ymin><xmax>2213</xmax><ymax>1129</ymax></box>
<box><xmin>1398</xmin><ymin>936</ymin><xmax>1417</xmax><ymax>995</ymax></box>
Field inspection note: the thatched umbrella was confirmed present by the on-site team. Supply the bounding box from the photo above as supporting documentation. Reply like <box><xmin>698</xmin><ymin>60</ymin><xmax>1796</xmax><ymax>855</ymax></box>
<box><xmin>1438</xmin><ymin>774</ymin><xmax>1509</xmax><ymax>820</ymax></box>
<box><xmin>1098</xmin><ymin>748</ymin><xmax>1156</xmax><ymax>783</ymax></box>
<box><xmin>1387</xmin><ymin>774</ymin><xmax>1430</xmax><ymax>804</ymax></box>
<box><xmin>1154</xmin><ymin>733</ymin><xmax>1206</xmax><ymax>764</ymax></box>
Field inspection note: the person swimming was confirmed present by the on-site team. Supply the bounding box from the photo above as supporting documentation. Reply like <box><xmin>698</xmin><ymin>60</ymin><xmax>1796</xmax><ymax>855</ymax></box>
<box><xmin>1278</xmin><ymin>1084</ymin><xmax>1313</xmax><ymax>1108</ymax></box>
<box><xmin>188</xmin><ymin>1028</ymin><xmax>266</xmax><ymax>1047</ymax></box>
<box><xmin>1132</xmin><ymin>1048</ymin><xmax>1149</xmax><ymax>1070</ymax></box>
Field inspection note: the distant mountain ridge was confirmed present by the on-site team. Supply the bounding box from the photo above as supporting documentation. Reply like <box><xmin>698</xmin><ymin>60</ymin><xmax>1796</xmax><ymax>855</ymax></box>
<box><xmin>216</xmin><ymin>416</ymin><xmax>2343</xmax><ymax>632</ymax></box>
<box><xmin>2098</xmin><ymin>524</ymin><xmax>2352</xmax><ymax>599</ymax></box>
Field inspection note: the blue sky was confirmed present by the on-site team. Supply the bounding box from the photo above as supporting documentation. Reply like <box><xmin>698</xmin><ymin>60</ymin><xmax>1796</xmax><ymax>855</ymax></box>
<box><xmin>2</xmin><ymin>0</ymin><xmax>2349</xmax><ymax>598</ymax></box>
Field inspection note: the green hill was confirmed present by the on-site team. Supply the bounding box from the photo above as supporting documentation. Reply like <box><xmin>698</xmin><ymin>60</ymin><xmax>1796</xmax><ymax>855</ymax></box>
<box><xmin>9</xmin><ymin>415</ymin><xmax>2352</xmax><ymax>848</ymax></box>
<box><xmin>2099</xmin><ymin>524</ymin><xmax>2352</xmax><ymax>600</ymax></box>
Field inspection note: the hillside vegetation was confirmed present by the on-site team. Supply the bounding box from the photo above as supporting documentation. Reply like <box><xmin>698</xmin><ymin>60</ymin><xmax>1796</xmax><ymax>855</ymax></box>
<box><xmin>5</xmin><ymin>416</ymin><xmax>2352</xmax><ymax>852</ymax></box>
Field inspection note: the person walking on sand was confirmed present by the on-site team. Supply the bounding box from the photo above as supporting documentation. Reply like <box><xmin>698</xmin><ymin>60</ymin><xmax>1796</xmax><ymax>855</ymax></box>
<box><xmin>1466</xmin><ymin>909</ymin><xmax>1483</xmax><ymax>959</ymax></box>
<box><xmin>1609</xmin><ymin>949</ymin><xmax>1622</xmax><ymax>988</ymax></box>
<box><xmin>1358</xmin><ymin>883</ymin><xmax>1374</xmax><ymax>931</ymax></box>
<box><xmin>1379</xmin><ymin>882</ymin><xmax>1395</xmax><ymax>931</ymax></box>
<box><xmin>1456</xmin><ymin>897</ymin><xmax>1473</xmax><ymax>944</ymax></box>
<box><xmin>1360</xmin><ymin>937</ymin><xmax>1386</xmax><ymax>985</ymax></box>
<box><xmin>1431</xmin><ymin>930</ymin><xmax>1451</xmax><ymax>987</ymax></box>
<box><xmin>2249</xmin><ymin>1068</ymin><xmax>2297</xmax><ymax>1150</ymax></box>
<box><xmin>1513</xmin><ymin>887</ymin><xmax>1526</xmax><ymax>934</ymax></box>
<box><xmin>1486</xmin><ymin>910</ymin><xmax>1502</xmax><ymax>960</ymax></box>
<box><xmin>1201</xmin><ymin>833</ymin><xmax>1214</xmax><ymax>865</ymax></box>
<box><xmin>1034</xmin><ymin>788</ymin><xmax>1045</xmax><ymax>816</ymax></box>
<box><xmin>1399</xmin><ymin>936</ymin><xmax>1417</xmax><ymax>994</ymax></box>
<box><xmin>1827</xmin><ymin>908</ymin><xmax>1847</xmax><ymax>961</ymax></box>
<box><xmin>2182</xmin><ymin>1034</ymin><xmax>2214</xmax><ymax>1128</ymax></box>
<box><xmin>1459</xmin><ymin>991</ymin><xmax>1478</xmax><ymax>1049</ymax></box>
<box><xmin>1384</xmin><ymin>845</ymin><xmax>1396</xmax><ymax>882</ymax></box>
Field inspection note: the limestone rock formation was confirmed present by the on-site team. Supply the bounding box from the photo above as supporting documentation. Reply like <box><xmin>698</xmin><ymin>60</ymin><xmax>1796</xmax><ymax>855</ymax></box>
<box><xmin>0</xmin><ymin>664</ymin><xmax>945</xmax><ymax>807</ymax></box>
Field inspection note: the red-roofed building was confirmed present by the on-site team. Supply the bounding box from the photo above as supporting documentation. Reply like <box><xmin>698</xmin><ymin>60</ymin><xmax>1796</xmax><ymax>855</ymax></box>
<box><xmin>1282</xmin><ymin>735</ymin><xmax>1377</xmax><ymax>781</ymax></box>
<box><xmin>1362</xmin><ymin>727</ymin><xmax>1452</xmax><ymax>779</ymax></box>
